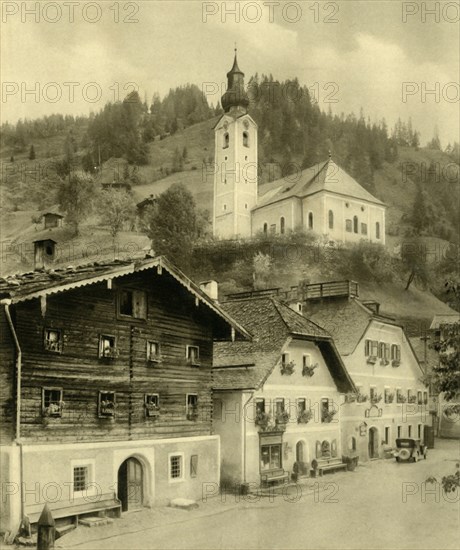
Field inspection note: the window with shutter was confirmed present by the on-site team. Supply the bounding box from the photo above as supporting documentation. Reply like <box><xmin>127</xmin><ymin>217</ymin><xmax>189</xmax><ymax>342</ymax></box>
<box><xmin>118</xmin><ymin>289</ymin><xmax>147</xmax><ymax>319</ymax></box>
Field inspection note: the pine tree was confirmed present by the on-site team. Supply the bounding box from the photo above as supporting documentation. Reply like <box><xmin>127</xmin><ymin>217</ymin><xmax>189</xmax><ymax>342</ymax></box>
<box><xmin>28</xmin><ymin>145</ymin><xmax>36</xmax><ymax>160</ymax></box>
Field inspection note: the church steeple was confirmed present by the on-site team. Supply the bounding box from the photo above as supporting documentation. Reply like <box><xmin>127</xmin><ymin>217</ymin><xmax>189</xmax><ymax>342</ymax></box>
<box><xmin>221</xmin><ymin>48</ymin><xmax>249</xmax><ymax>113</ymax></box>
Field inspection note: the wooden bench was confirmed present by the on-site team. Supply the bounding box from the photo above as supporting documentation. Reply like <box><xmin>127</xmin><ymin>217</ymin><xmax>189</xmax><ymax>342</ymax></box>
<box><xmin>261</xmin><ymin>469</ymin><xmax>290</xmax><ymax>487</ymax></box>
<box><xmin>26</xmin><ymin>493</ymin><xmax>122</xmax><ymax>524</ymax></box>
<box><xmin>316</xmin><ymin>459</ymin><xmax>348</xmax><ymax>476</ymax></box>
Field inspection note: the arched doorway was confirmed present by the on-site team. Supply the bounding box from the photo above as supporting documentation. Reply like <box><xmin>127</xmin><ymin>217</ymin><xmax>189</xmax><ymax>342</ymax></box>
<box><xmin>118</xmin><ymin>457</ymin><xmax>144</xmax><ymax>511</ymax></box>
<box><xmin>368</xmin><ymin>428</ymin><xmax>379</xmax><ymax>459</ymax></box>
<box><xmin>296</xmin><ymin>441</ymin><xmax>306</xmax><ymax>462</ymax></box>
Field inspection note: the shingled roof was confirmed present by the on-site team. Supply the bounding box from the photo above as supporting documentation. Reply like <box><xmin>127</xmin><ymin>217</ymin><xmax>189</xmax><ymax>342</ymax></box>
<box><xmin>213</xmin><ymin>296</ymin><xmax>355</xmax><ymax>393</ymax></box>
<box><xmin>304</xmin><ymin>297</ymin><xmax>400</xmax><ymax>356</ymax></box>
<box><xmin>255</xmin><ymin>158</ymin><xmax>385</xmax><ymax>210</ymax></box>
<box><xmin>0</xmin><ymin>255</ymin><xmax>251</xmax><ymax>341</ymax></box>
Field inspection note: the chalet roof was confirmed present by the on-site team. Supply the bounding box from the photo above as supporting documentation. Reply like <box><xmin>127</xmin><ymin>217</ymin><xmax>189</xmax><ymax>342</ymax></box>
<box><xmin>429</xmin><ymin>314</ymin><xmax>460</xmax><ymax>330</ymax></box>
<box><xmin>409</xmin><ymin>337</ymin><xmax>439</xmax><ymax>367</ymax></box>
<box><xmin>213</xmin><ymin>297</ymin><xmax>355</xmax><ymax>393</ymax></box>
<box><xmin>0</xmin><ymin>255</ymin><xmax>251</xmax><ymax>341</ymax></box>
<box><xmin>304</xmin><ymin>297</ymin><xmax>397</xmax><ymax>356</ymax></box>
<box><xmin>41</xmin><ymin>212</ymin><xmax>64</xmax><ymax>218</ymax></box>
<box><xmin>255</xmin><ymin>158</ymin><xmax>385</xmax><ymax>210</ymax></box>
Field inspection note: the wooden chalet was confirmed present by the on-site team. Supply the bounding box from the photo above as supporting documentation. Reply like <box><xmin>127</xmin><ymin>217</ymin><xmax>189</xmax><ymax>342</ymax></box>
<box><xmin>212</xmin><ymin>294</ymin><xmax>356</xmax><ymax>489</ymax></box>
<box><xmin>41</xmin><ymin>212</ymin><xmax>64</xmax><ymax>230</ymax></box>
<box><xmin>0</xmin><ymin>254</ymin><xmax>249</xmax><ymax>533</ymax></box>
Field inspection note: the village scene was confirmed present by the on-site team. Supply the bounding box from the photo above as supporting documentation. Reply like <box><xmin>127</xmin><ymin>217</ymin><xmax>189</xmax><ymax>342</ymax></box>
<box><xmin>0</xmin><ymin>2</ymin><xmax>459</xmax><ymax>549</ymax></box>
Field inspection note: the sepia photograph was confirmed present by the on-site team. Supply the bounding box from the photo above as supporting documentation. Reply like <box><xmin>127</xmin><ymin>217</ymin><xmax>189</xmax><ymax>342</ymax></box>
<box><xmin>0</xmin><ymin>1</ymin><xmax>459</xmax><ymax>549</ymax></box>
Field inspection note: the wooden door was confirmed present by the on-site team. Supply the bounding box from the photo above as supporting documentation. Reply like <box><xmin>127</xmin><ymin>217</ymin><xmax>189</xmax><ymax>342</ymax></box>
<box><xmin>118</xmin><ymin>458</ymin><xmax>143</xmax><ymax>511</ymax></box>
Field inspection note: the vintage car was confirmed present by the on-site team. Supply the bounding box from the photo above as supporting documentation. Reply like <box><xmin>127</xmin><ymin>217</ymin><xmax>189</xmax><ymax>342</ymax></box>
<box><xmin>393</xmin><ymin>438</ymin><xmax>427</xmax><ymax>462</ymax></box>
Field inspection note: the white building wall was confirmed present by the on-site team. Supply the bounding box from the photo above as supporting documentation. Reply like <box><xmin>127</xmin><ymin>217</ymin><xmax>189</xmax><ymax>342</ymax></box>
<box><xmin>341</xmin><ymin>321</ymin><xmax>427</xmax><ymax>460</ymax></box>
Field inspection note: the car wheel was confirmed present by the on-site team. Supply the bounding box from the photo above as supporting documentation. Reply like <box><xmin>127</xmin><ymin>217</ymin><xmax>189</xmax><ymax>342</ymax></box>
<box><xmin>399</xmin><ymin>449</ymin><xmax>410</xmax><ymax>461</ymax></box>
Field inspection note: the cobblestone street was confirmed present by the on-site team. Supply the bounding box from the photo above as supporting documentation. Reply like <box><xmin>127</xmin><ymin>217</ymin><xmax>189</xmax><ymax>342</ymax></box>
<box><xmin>57</xmin><ymin>439</ymin><xmax>459</xmax><ymax>550</ymax></box>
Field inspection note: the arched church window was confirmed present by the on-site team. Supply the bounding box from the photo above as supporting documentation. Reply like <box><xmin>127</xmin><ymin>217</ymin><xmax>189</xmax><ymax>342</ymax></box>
<box><xmin>376</xmin><ymin>222</ymin><xmax>380</xmax><ymax>239</ymax></box>
<box><xmin>280</xmin><ymin>217</ymin><xmax>285</xmax><ymax>234</ymax></box>
<box><xmin>328</xmin><ymin>210</ymin><xmax>334</xmax><ymax>229</ymax></box>
<box><xmin>243</xmin><ymin>131</ymin><xmax>249</xmax><ymax>147</ymax></box>
<box><xmin>353</xmin><ymin>216</ymin><xmax>358</xmax><ymax>234</ymax></box>
<box><xmin>223</xmin><ymin>133</ymin><xmax>229</xmax><ymax>149</ymax></box>
<box><xmin>263</xmin><ymin>223</ymin><xmax>268</xmax><ymax>235</ymax></box>
<box><xmin>308</xmin><ymin>212</ymin><xmax>313</xmax><ymax>230</ymax></box>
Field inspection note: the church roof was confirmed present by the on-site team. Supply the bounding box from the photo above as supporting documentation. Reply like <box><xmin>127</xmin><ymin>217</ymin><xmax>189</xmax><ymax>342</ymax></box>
<box><xmin>255</xmin><ymin>159</ymin><xmax>385</xmax><ymax>210</ymax></box>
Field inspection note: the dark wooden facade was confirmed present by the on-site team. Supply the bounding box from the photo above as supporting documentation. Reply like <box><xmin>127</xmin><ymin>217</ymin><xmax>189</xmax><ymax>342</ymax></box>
<box><xmin>0</xmin><ymin>267</ymin><xmax>233</xmax><ymax>445</ymax></box>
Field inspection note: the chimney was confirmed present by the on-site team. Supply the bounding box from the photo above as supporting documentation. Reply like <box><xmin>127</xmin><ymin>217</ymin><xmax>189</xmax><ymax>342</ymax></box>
<box><xmin>33</xmin><ymin>239</ymin><xmax>56</xmax><ymax>270</ymax></box>
<box><xmin>289</xmin><ymin>301</ymin><xmax>303</xmax><ymax>314</ymax></box>
<box><xmin>199</xmin><ymin>280</ymin><xmax>218</xmax><ymax>301</ymax></box>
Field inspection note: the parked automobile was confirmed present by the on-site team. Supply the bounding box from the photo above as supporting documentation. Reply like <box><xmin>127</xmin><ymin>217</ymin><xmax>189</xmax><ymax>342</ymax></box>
<box><xmin>393</xmin><ymin>438</ymin><xmax>427</xmax><ymax>462</ymax></box>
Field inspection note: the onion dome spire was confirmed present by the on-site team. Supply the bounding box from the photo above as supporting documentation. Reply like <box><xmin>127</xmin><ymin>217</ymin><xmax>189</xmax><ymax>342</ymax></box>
<box><xmin>221</xmin><ymin>47</ymin><xmax>250</xmax><ymax>113</ymax></box>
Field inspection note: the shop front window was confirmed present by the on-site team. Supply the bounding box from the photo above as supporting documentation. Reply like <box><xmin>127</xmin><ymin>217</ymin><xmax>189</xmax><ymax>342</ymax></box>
<box><xmin>260</xmin><ymin>444</ymin><xmax>282</xmax><ymax>471</ymax></box>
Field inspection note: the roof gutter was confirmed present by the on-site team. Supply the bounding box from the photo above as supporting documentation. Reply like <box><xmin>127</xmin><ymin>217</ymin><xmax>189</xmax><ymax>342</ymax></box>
<box><xmin>3</xmin><ymin>300</ymin><xmax>25</xmax><ymax>520</ymax></box>
<box><xmin>3</xmin><ymin>301</ymin><xmax>22</xmax><ymax>441</ymax></box>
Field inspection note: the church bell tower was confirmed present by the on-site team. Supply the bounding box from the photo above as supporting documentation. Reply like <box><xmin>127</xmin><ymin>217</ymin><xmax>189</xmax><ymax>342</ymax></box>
<box><xmin>212</xmin><ymin>50</ymin><xmax>258</xmax><ymax>239</ymax></box>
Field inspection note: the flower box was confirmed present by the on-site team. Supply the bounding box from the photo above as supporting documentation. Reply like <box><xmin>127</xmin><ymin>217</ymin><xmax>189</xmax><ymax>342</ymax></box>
<box><xmin>100</xmin><ymin>401</ymin><xmax>115</xmax><ymax>416</ymax></box>
<box><xmin>302</xmin><ymin>363</ymin><xmax>318</xmax><ymax>377</ymax></box>
<box><xmin>187</xmin><ymin>409</ymin><xmax>199</xmax><ymax>421</ymax></box>
<box><xmin>255</xmin><ymin>412</ymin><xmax>271</xmax><ymax>427</ymax></box>
<box><xmin>275</xmin><ymin>411</ymin><xmax>290</xmax><ymax>425</ymax></box>
<box><xmin>391</xmin><ymin>359</ymin><xmax>401</xmax><ymax>367</ymax></box>
<box><xmin>380</xmin><ymin>359</ymin><xmax>390</xmax><ymax>366</ymax></box>
<box><xmin>101</xmin><ymin>348</ymin><xmax>119</xmax><ymax>360</ymax></box>
<box><xmin>397</xmin><ymin>395</ymin><xmax>407</xmax><ymax>403</ymax></box>
<box><xmin>386</xmin><ymin>393</ymin><xmax>395</xmax><ymax>404</ymax></box>
<box><xmin>322</xmin><ymin>410</ymin><xmax>337</xmax><ymax>423</ymax></box>
<box><xmin>371</xmin><ymin>394</ymin><xmax>383</xmax><ymax>404</ymax></box>
<box><xmin>148</xmin><ymin>355</ymin><xmax>163</xmax><ymax>364</ymax></box>
<box><xmin>345</xmin><ymin>393</ymin><xmax>357</xmax><ymax>403</ymax></box>
<box><xmin>356</xmin><ymin>393</ymin><xmax>369</xmax><ymax>403</ymax></box>
<box><xmin>408</xmin><ymin>396</ymin><xmax>417</xmax><ymax>404</ymax></box>
<box><xmin>366</xmin><ymin>356</ymin><xmax>377</xmax><ymax>365</ymax></box>
<box><xmin>145</xmin><ymin>405</ymin><xmax>160</xmax><ymax>418</ymax></box>
<box><xmin>281</xmin><ymin>361</ymin><xmax>295</xmax><ymax>375</ymax></box>
<box><xmin>298</xmin><ymin>410</ymin><xmax>313</xmax><ymax>424</ymax></box>
<box><xmin>43</xmin><ymin>402</ymin><xmax>64</xmax><ymax>418</ymax></box>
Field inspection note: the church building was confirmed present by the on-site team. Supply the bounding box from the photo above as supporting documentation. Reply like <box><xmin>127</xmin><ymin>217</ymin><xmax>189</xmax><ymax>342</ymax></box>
<box><xmin>212</xmin><ymin>53</ymin><xmax>386</xmax><ymax>245</ymax></box>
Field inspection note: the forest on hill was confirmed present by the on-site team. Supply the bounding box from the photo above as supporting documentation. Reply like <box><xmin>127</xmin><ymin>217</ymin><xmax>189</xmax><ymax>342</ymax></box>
<box><xmin>1</xmin><ymin>75</ymin><xmax>459</xmax><ymax>244</ymax></box>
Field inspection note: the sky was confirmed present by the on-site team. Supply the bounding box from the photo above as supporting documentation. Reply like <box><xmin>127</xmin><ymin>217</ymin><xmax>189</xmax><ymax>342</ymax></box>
<box><xmin>1</xmin><ymin>0</ymin><xmax>459</xmax><ymax>146</ymax></box>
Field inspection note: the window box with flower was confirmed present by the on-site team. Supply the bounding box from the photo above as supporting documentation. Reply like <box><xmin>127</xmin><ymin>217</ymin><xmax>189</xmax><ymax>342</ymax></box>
<box><xmin>356</xmin><ymin>392</ymin><xmax>369</xmax><ymax>403</ymax></box>
<box><xmin>275</xmin><ymin>411</ymin><xmax>290</xmax><ymax>426</ymax></box>
<box><xmin>408</xmin><ymin>395</ymin><xmax>417</xmax><ymax>404</ymax></box>
<box><xmin>280</xmin><ymin>360</ymin><xmax>295</xmax><ymax>375</ymax></box>
<box><xmin>345</xmin><ymin>392</ymin><xmax>357</xmax><ymax>403</ymax></box>
<box><xmin>43</xmin><ymin>401</ymin><xmax>65</xmax><ymax>418</ymax></box>
<box><xmin>100</xmin><ymin>401</ymin><xmax>116</xmax><ymax>416</ymax></box>
<box><xmin>302</xmin><ymin>363</ymin><xmax>318</xmax><ymax>377</ymax></box>
<box><xmin>255</xmin><ymin>411</ymin><xmax>272</xmax><ymax>429</ymax></box>
<box><xmin>298</xmin><ymin>409</ymin><xmax>313</xmax><ymax>424</ymax></box>
<box><xmin>322</xmin><ymin>410</ymin><xmax>337</xmax><ymax>423</ymax></box>
<box><xmin>385</xmin><ymin>392</ymin><xmax>395</xmax><ymax>404</ymax></box>
<box><xmin>397</xmin><ymin>394</ymin><xmax>407</xmax><ymax>404</ymax></box>
<box><xmin>187</xmin><ymin>407</ymin><xmax>199</xmax><ymax>421</ymax></box>
<box><xmin>371</xmin><ymin>393</ymin><xmax>383</xmax><ymax>404</ymax></box>
<box><xmin>145</xmin><ymin>402</ymin><xmax>160</xmax><ymax>418</ymax></box>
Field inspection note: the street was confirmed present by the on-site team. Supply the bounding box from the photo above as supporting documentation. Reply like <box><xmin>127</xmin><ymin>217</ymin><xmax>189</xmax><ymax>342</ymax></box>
<box><xmin>58</xmin><ymin>439</ymin><xmax>460</xmax><ymax>550</ymax></box>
